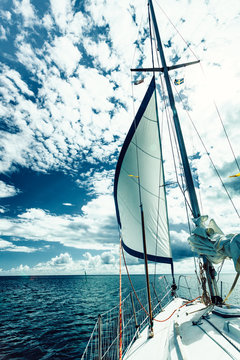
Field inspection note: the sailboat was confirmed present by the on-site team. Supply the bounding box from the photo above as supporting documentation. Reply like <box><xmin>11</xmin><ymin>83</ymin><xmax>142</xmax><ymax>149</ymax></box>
<box><xmin>81</xmin><ymin>1</ymin><xmax>240</xmax><ymax>359</ymax></box>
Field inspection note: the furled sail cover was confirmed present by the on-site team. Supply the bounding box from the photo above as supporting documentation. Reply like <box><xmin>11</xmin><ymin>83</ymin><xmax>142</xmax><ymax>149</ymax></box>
<box><xmin>114</xmin><ymin>77</ymin><xmax>172</xmax><ymax>264</ymax></box>
<box><xmin>188</xmin><ymin>215</ymin><xmax>240</xmax><ymax>273</ymax></box>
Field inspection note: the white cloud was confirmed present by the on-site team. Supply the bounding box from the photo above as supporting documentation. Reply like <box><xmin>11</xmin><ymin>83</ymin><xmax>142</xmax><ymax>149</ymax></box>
<box><xmin>0</xmin><ymin>197</ymin><xmax>117</xmax><ymax>250</ymax></box>
<box><xmin>0</xmin><ymin>181</ymin><xmax>20</xmax><ymax>198</ymax></box>
<box><xmin>84</xmin><ymin>39</ymin><xmax>119</xmax><ymax>71</ymax></box>
<box><xmin>49</xmin><ymin>252</ymin><xmax>72</xmax><ymax>266</ymax></box>
<box><xmin>42</xmin><ymin>14</ymin><xmax>53</xmax><ymax>30</ymax></box>
<box><xmin>0</xmin><ymin>25</ymin><xmax>7</xmax><ymax>40</ymax></box>
<box><xmin>0</xmin><ymin>0</ymin><xmax>135</xmax><ymax>177</ymax></box>
<box><xmin>0</xmin><ymin>248</ymin><xmax>234</xmax><ymax>275</ymax></box>
<box><xmin>4</xmin><ymin>67</ymin><xmax>34</xmax><ymax>96</ymax></box>
<box><xmin>0</xmin><ymin>238</ymin><xmax>38</xmax><ymax>252</ymax></box>
<box><xmin>0</xmin><ymin>0</ymin><xmax>240</xmax><ymax>276</ymax></box>
<box><xmin>49</xmin><ymin>0</ymin><xmax>88</xmax><ymax>41</ymax></box>
<box><xmin>0</xmin><ymin>250</ymin><xmax>119</xmax><ymax>275</ymax></box>
<box><xmin>1</xmin><ymin>0</ymin><xmax>238</xmax><ymax>183</ymax></box>
<box><xmin>0</xmin><ymin>239</ymin><xmax>13</xmax><ymax>248</ymax></box>
<box><xmin>15</xmin><ymin>38</ymin><xmax>48</xmax><ymax>75</ymax></box>
<box><xmin>48</xmin><ymin>36</ymin><xmax>81</xmax><ymax>76</ymax></box>
<box><xmin>14</xmin><ymin>0</ymin><xmax>37</xmax><ymax>27</ymax></box>
<box><xmin>86</xmin><ymin>0</ymin><xmax>145</xmax><ymax>69</ymax></box>
<box><xmin>77</xmin><ymin>169</ymin><xmax>114</xmax><ymax>196</ymax></box>
<box><xmin>0</xmin><ymin>10</ymin><xmax>12</xmax><ymax>21</ymax></box>
<box><xmin>2</xmin><ymin>263</ymin><xmax>30</xmax><ymax>275</ymax></box>
<box><xmin>50</xmin><ymin>0</ymin><xmax>73</xmax><ymax>33</ymax></box>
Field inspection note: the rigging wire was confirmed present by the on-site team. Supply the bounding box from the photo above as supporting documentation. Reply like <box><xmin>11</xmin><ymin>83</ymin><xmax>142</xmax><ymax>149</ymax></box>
<box><xmin>151</xmin><ymin>28</ymin><xmax>194</xmax><ymax>218</ymax></box>
<box><xmin>148</xmin><ymin>3</ymin><xmax>155</xmax><ymax>71</ymax></box>
<box><xmin>148</xmin><ymin>4</ymin><xmax>170</xmax><ymax>287</ymax></box>
<box><xmin>162</xmin><ymin>77</ymin><xmax>193</xmax><ymax>218</ymax></box>
<box><xmin>150</xmin><ymin>14</ymin><xmax>208</xmax><ymax>280</ymax></box>
<box><xmin>130</xmin><ymin>0</ymin><xmax>149</xmax><ymax>74</ymax></box>
<box><xmin>216</xmin><ymin>260</ymin><xmax>225</xmax><ymax>283</ymax></box>
<box><xmin>148</xmin><ymin>2</ymin><xmax>158</xmax><ymax>286</ymax></box>
<box><xmin>150</xmin><ymin>16</ymin><xmax>195</xmax><ymax>283</ymax></box>
<box><xmin>155</xmin><ymin>0</ymin><xmax>240</xmax><ymax>177</ymax></box>
<box><xmin>154</xmin><ymin>0</ymin><xmax>199</xmax><ymax>60</ymax></box>
<box><xmin>151</xmin><ymin>0</ymin><xmax>240</xmax><ymax>223</ymax></box>
<box><xmin>127</xmin><ymin>0</ymin><xmax>240</xmax><ymax>308</ymax></box>
<box><xmin>149</xmin><ymin>15</ymin><xmax>179</xmax><ymax>287</ymax></box>
<box><xmin>173</xmin><ymin>83</ymin><xmax>240</xmax><ymax>219</ymax></box>
<box><xmin>121</xmin><ymin>242</ymin><xmax>201</xmax><ymax>323</ymax></box>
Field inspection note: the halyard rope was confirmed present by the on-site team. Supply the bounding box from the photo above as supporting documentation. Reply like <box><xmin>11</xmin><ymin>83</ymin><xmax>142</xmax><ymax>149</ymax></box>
<box><xmin>153</xmin><ymin>296</ymin><xmax>201</xmax><ymax>323</ymax></box>
<box><xmin>199</xmin><ymin>260</ymin><xmax>212</xmax><ymax>306</ymax></box>
<box><xmin>122</xmin><ymin>246</ymin><xmax>201</xmax><ymax>323</ymax></box>
<box><xmin>119</xmin><ymin>237</ymin><xmax>123</xmax><ymax>360</ymax></box>
<box><xmin>223</xmin><ymin>273</ymin><xmax>239</xmax><ymax>304</ymax></box>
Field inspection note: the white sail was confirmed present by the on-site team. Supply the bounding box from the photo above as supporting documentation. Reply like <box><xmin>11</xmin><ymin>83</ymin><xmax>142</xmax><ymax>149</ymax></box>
<box><xmin>114</xmin><ymin>77</ymin><xmax>172</xmax><ymax>264</ymax></box>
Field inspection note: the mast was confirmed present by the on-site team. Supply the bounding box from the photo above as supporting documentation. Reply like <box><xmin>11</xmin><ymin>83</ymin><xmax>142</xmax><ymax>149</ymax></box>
<box><xmin>148</xmin><ymin>0</ymin><xmax>220</xmax><ymax>303</ymax></box>
<box><xmin>148</xmin><ymin>0</ymin><xmax>199</xmax><ymax>219</ymax></box>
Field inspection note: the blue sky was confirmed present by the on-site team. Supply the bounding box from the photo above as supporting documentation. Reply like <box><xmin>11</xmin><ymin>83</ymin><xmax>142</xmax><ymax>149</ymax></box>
<box><xmin>0</xmin><ymin>0</ymin><xmax>239</xmax><ymax>275</ymax></box>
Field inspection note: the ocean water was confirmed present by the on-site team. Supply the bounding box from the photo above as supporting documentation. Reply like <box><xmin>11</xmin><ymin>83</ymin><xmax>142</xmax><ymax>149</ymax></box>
<box><xmin>0</xmin><ymin>274</ymin><xmax>238</xmax><ymax>359</ymax></box>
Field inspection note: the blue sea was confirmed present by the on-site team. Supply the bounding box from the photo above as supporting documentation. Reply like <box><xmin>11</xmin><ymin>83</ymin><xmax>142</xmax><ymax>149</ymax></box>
<box><xmin>0</xmin><ymin>274</ymin><xmax>238</xmax><ymax>359</ymax></box>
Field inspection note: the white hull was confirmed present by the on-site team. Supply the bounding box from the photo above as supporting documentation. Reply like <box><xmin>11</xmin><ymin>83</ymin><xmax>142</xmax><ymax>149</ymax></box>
<box><xmin>124</xmin><ymin>297</ymin><xmax>240</xmax><ymax>360</ymax></box>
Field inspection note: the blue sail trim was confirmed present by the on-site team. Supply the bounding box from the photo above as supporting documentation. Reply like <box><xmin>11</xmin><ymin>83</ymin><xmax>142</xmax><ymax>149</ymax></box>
<box><xmin>114</xmin><ymin>76</ymin><xmax>156</xmax><ymax>228</ymax></box>
<box><xmin>122</xmin><ymin>240</ymin><xmax>173</xmax><ymax>264</ymax></box>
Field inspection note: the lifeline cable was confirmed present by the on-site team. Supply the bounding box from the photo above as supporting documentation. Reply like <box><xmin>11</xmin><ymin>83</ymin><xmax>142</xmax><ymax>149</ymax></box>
<box><xmin>153</xmin><ymin>296</ymin><xmax>201</xmax><ymax>323</ymax></box>
<box><xmin>122</xmin><ymin>245</ymin><xmax>201</xmax><ymax>323</ymax></box>
<box><xmin>122</xmin><ymin>244</ymin><xmax>149</xmax><ymax>317</ymax></box>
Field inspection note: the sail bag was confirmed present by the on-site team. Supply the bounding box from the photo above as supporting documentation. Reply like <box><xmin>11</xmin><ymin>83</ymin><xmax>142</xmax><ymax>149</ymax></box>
<box><xmin>114</xmin><ymin>77</ymin><xmax>172</xmax><ymax>264</ymax></box>
<box><xmin>188</xmin><ymin>215</ymin><xmax>240</xmax><ymax>273</ymax></box>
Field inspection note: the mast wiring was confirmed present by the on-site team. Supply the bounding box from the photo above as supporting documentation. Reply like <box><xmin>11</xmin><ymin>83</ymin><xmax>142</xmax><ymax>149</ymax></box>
<box><xmin>154</xmin><ymin>0</ymin><xmax>240</xmax><ymax>195</ymax></box>
<box><xmin>173</xmin><ymin>83</ymin><xmax>240</xmax><ymax>219</ymax></box>
<box><xmin>148</xmin><ymin>4</ymin><xmax>170</xmax><ymax>286</ymax></box>
<box><xmin>126</xmin><ymin>0</ymin><xmax>239</xmax><ymax>313</ymax></box>
<box><xmin>121</xmin><ymin>242</ymin><xmax>201</xmax><ymax>323</ymax></box>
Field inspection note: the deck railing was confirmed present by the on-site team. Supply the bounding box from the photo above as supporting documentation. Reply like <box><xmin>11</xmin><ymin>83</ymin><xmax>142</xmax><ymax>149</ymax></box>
<box><xmin>81</xmin><ymin>274</ymin><xmax>203</xmax><ymax>360</ymax></box>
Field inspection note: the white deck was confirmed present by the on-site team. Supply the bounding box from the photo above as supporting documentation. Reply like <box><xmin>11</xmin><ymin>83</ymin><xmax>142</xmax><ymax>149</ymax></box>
<box><xmin>123</xmin><ymin>298</ymin><xmax>240</xmax><ymax>360</ymax></box>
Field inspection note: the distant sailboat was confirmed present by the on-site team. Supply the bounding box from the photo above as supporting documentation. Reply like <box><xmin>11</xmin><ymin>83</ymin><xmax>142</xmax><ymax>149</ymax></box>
<box><xmin>82</xmin><ymin>1</ymin><xmax>240</xmax><ymax>359</ymax></box>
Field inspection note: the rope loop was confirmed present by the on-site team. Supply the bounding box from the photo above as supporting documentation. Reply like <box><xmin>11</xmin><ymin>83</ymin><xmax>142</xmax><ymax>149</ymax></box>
<box><xmin>199</xmin><ymin>260</ymin><xmax>212</xmax><ymax>306</ymax></box>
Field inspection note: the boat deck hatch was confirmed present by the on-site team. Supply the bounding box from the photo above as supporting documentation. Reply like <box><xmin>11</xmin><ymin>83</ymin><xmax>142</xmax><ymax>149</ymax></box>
<box><xmin>212</xmin><ymin>305</ymin><xmax>240</xmax><ymax>318</ymax></box>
